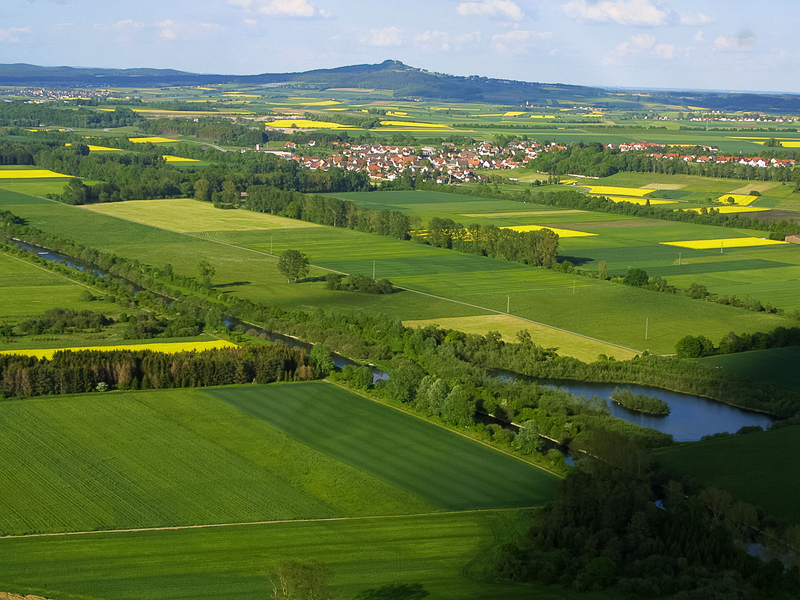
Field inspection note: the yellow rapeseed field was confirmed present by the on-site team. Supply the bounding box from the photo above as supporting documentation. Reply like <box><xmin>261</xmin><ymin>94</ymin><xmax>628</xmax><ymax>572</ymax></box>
<box><xmin>0</xmin><ymin>169</ymin><xmax>71</xmax><ymax>179</ymax></box>
<box><xmin>716</xmin><ymin>194</ymin><xmax>759</xmax><ymax>206</ymax></box>
<box><xmin>502</xmin><ymin>225</ymin><xmax>597</xmax><ymax>238</ymax></box>
<box><xmin>530</xmin><ymin>115</ymin><xmax>556</xmax><ymax>119</ymax></box>
<box><xmin>661</xmin><ymin>238</ymin><xmax>787</xmax><ymax>250</ymax></box>
<box><xmin>267</xmin><ymin>119</ymin><xmax>358</xmax><ymax>130</ymax></box>
<box><xmin>585</xmin><ymin>186</ymin><xmax>654</xmax><ymax>197</ymax></box>
<box><xmin>0</xmin><ymin>340</ymin><xmax>238</xmax><ymax>360</ymax></box>
<box><xmin>162</xmin><ymin>155</ymin><xmax>200</xmax><ymax>162</ymax></box>
<box><xmin>380</xmin><ymin>120</ymin><xmax>442</xmax><ymax>128</ymax></box>
<box><xmin>595</xmin><ymin>195</ymin><xmax>677</xmax><ymax>205</ymax></box>
<box><xmin>503</xmin><ymin>111</ymin><xmax>525</xmax><ymax>117</ymax></box>
<box><xmin>129</xmin><ymin>137</ymin><xmax>178</xmax><ymax>144</ymax></box>
<box><xmin>66</xmin><ymin>144</ymin><xmax>123</xmax><ymax>152</ymax></box>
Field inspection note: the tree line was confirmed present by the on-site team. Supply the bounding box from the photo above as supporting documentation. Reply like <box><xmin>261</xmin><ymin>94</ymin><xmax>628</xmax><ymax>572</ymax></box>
<box><xmin>676</xmin><ymin>325</ymin><xmax>800</xmax><ymax>358</ymax></box>
<box><xmin>0</xmin><ymin>344</ymin><xmax>316</xmax><ymax>398</ymax></box>
<box><xmin>526</xmin><ymin>141</ymin><xmax>796</xmax><ymax>182</ymax></box>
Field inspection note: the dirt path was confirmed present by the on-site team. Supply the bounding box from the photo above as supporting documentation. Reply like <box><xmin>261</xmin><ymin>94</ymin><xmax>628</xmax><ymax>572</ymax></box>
<box><xmin>0</xmin><ymin>507</ymin><xmax>535</xmax><ymax>541</ymax></box>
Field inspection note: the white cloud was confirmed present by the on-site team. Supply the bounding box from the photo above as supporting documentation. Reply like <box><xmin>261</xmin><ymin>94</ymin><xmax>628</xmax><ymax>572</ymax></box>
<box><xmin>361</xmin><ymin>26</ymin><xmax>405</xmax><ymax>47</ymax></box>
<box><xmin>679</xmin><ymin>12</ymin><xmax>713</xmax><ymax>26</ymax></box>
<box><xmin>563</xmin><ymin>0</ymin><xmax>668</xmax><ymax>26</ymax></box>
<box><xmin>154</xmin><ymin>20</ymin><xmax>223</xmax><ymax>40</ymax></box>
<box><xmin>228</xmin><ymin>0</ymin><xmax>329</xmax><ymax>18</ymax></box>
<box><xmin>414</xmin><ymin>31</ymin><xmax>481</xmax><ymax>52</ymax></box>
<box><xmin>715</xmin><ymin>31</ymin><xmax>756</xmax><ymax>51</ymax></box>
<box><xmin>113</xmin><ymin>19</ymin><xmax>145</xmax><ymax>29</ymax></box>
<box><xmin>457</xmin><ymin>0</ymin><xmax>524</xmax><ymax>21</ymax></box>
<box><xmin>694</xmin><ymin>30</ymin><xmax>704</xmax><ymax>42</ymax></box>
<box><xmin>492</xmin><ymin>29</ymin><xmax>552</xmax><ymax>55</ymax></box>
<box><xmin>604</xmin><ymin>33</ymin><xmax>675</xmax><ymax>63</ymax></box>
<box><xmin>0</xmin><ymin>27</ymin><xmax>30</xmax><ymax>43</ymax></box>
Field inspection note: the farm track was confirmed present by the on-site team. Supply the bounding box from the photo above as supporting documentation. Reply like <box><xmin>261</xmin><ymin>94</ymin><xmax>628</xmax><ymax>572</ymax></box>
<box><xmin>14</xmin><ymin>192</ymin><xmax>642</xmax><ymax>354</ymax></box>
<box><xmin>0</xmin><ymin>507</ymin><xmax>536</xmax><ymax>540</ymax></box>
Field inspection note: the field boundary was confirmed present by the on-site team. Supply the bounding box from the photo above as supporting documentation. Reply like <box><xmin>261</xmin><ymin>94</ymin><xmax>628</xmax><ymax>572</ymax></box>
<box><xmin>0</xmin><ymin>507</ymin><xmax>536</xmax><ymax>541</ymax></box>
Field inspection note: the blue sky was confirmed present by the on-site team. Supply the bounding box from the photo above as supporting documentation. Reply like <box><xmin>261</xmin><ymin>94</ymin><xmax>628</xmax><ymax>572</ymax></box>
<box><xmin>3</xmin><ymin>0</ymin><xmax>798</xmax><ymax>93</ymax></box>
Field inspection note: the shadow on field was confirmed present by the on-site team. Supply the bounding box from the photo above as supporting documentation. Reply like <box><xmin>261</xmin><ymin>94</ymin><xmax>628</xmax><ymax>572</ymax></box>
<box><xmin>355</xmin><ymin>583</ymin><xmax>429</xmax><ymax>600</ymax></box>
<box><xmin>215</xmin><ymin>280</ymin><xmax>251</xmax><ymax>288</ymax></box>
<box><xmin>557</xmin><ymin>255</ymin><xmax>592</xmax><ymax>266</ymax></box>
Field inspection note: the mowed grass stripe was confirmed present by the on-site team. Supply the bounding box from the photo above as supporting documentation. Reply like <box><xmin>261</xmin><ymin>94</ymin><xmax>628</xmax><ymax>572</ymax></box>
<box><xmin>208</xmin><ymin>382</ymin><xmax>561</xmax><ymax>511</ymax></box>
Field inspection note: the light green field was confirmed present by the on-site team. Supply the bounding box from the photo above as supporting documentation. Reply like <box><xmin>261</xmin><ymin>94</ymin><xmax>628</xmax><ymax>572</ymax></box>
<box><xmin>0</xmin><ymin>387</ymin><xmax>446</xmax><ymax>536</ymax></box>
<box><xmin>402</xmin><ymin>314</ymin><xmax>637</xmax><ymax>362</ymax></box>
<box><xmin>654</xmin><ymin>425</ymin><xmax>800</xmax><ymax>524</ymax></box>
<box><xmin>0</xmin><ymin>251</ymin><xmax>93</xmax><ymax>320</ymax></box>
<box><xmin>0</xmin><ymin>511</ymin><xmax>605</xmax><ymax>600</ymax></box>
<box><xmin>3</xmin><ymin>191</ymin><xmax>799</xmax><ymax>354</ymax></box>
<box><xmin>82</xmin><ymin>198</ymin><xmax>323</xmax><ymax>232</ymax></box>
<box><xmin>0</xmin><ymin>178</ymin><xmax>69</xmax><ymax>196</ymax></box>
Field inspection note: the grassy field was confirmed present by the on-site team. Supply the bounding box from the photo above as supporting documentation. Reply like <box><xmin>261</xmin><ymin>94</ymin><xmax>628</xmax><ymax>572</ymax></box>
<box><xmin>654</xmin><ymin>425</ymin><xmax>800</xmax><ymax>524</ymax></box>
<box><xmin>209</xmin><ymin>382</ymin><xmax>561</xmax><ymax>510</ymax></box>
<box><xmin>0</xmin><ymin>511</ymin><xmax>612</xmax><ymax>600</ymax></box>
<box><xmin>3</xmin><ymin>191</ymin><xmax>798</xmax><ymax>355</ymax></box>
<box><xmin>0</xmin><ymin>387</ymin><xmax>449</xmax><ymax>536</ymax></box>
<box><xmin>402</xmin><ymin>314</ymin><xmax>637</xmax><ymax>362</ymax></box>
<box><xmin>0</xmin><ymin>251</ymin><xmax>93</xmax><ymax>319</ymax></box>
<box><xmin>697</xmin><ymin>346</ymin><xmax>800</xmax><ymax>393</ymax></box>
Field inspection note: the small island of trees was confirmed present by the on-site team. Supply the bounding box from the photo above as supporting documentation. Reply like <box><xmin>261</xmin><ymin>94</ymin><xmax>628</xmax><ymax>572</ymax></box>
<box><xmin>611</xmin><ymin>387</ymin><xmax>670</xmax><ymax>415</ymax></box>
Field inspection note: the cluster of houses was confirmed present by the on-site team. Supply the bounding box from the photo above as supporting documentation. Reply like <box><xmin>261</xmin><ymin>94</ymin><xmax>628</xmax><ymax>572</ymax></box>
<box><xmin>259</xmin><ymin>140</ymin><xmax>567</xmax><ymax>183</ymax></box>
<box><xmin>609</xmin><ymin>142</ymin><xmax>795</xmax><ymax>168</ymax></box>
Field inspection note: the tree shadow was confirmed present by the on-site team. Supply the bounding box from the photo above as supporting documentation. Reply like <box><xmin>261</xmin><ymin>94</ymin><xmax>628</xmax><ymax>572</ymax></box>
<box><xmin>297</xmin><ymin>275</ymin><xmax>328</xmax><ymax>284</ymax></box>
<box><xmin>557</xmin><ymin>255</ymin><xmax>593</xmax><ymax>267</ymax></box>
<box><xmin>214</xmin><ymin>281</ymin><xmax>251</xmax><ymax>288</ymax></box>
<box><xmin>355</xmin><ymin>583</ymin><xmax>429</xmax><ymax>600</ymax></box>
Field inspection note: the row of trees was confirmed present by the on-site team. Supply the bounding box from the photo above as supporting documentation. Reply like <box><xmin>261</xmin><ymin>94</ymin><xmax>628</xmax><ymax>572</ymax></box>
<box><xmin>325</xmin><ymin>273</ymin><xmax>394</xmax><ymax>294</ymax></box>
<box><xmin>675</xmin><ymin>325</ymin><xmax>800</xmax><ymax>358</ymax></box>
<box><xmin>526</xmin><ymin>141</ymin><xmax>796</xmax><ymax>182</ymax></box>
<box><xmin>424</xmin><ymin>217</ymin><xmax>560</xmax><ymax>267</ymax></box>
<box><xmin>0</xmin><ymin>345</ymin><xmax>316</xmax><ymax>398</ymax></box>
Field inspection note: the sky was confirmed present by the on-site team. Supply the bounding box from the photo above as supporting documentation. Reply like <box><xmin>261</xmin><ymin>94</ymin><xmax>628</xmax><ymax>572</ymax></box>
<box><xmin>2</xmin><ymin>0</ymin><xmax>798</xmax><ymax>94</ymax></box>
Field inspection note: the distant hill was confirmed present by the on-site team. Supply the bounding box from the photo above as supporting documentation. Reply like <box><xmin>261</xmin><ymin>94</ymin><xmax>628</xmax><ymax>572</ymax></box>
<box><xmin>1</xmin><ymin>60</ymin><xmax>798</xmax><ymax>113</ymax></box>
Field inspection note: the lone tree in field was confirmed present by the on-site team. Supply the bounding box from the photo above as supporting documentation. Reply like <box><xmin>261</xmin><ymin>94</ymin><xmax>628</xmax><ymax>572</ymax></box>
<box><xmin>278</xmin><ymin>249</ymin><xmax>310</xmax><ymax>283</ymax></box>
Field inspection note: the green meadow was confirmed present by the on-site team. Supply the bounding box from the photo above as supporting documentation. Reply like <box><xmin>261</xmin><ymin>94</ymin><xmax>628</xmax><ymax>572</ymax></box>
<box><xmin>697</xmin><ymin>346</ymin><xmax>800</xmax><ymax>394</ymax></box>
<box><xmin>0</xmin><ymin>251</ymin><xmax>92</xmax><ymax>320</ymax></box>
<box><xmin>654</xmin><ymin>425</ymin><xmax>800</xmax><ymax>524</ymax></box>
<box><xmin>2</xmin><ymin>190</ymin><xmax>798</xmax><ymax>354</ymax></box>
<box><xmin>0</xmin><ymin>382</ymin><xmax>558</xmax><ymax>537</ymax></box>
<box><xmin>0</xmin><ymin>511</ymin><xmax>610</xmax><ymax>600</ymax></box>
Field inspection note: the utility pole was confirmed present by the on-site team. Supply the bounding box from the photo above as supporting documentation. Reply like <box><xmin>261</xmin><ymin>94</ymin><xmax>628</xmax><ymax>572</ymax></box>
<box><xmin>678</xmin><ymin>252</ymin><xmax>682</xmax><ymax>265</ymax></box>
<box><xmin>573</xmin><ymin>281</ymin><xmax>576</xmax><ymax>295</ymax></box>
<box><xmin>507</xmin><ymin>295</ymin><xmax>510</xmax><ymax>313</ymax></box>
<box><xmin>645</xmin><ymin>317</ymin><xmax>649</xmax><ymax>341</ymax></box>
<box><xmin>271</xmin><ymin>236</ymin><xmax>273</xmax><ymax>254</ymax></box>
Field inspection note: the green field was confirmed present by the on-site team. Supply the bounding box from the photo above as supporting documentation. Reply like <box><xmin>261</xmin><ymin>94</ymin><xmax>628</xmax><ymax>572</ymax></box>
<box><xmin>0</xmin><ymin>511</ymin><xmax>607</xmax><ymax>600</ymax></box>
<box><xmin>654</xmin><ymin>425</ymin><xmax>800</xmax><ymax>523</ymax></box>
<box><xmin>0</xmin><ymin>383</ymin><xmax>558</xmax><ymax>536</ymax></box>
<box><xmin>3</xmin><ymin>190</ymin><xmax>798</xmax><ymax>354</ymax></box>
<box><xmin>209</xmin><ymin>383</ymin><xmax>561</xmax><ymax>510</ymax></box>
<box><xmin>697</xmin><ymin>346</ymin><xmax>800</xmax><ymax>393</ymax></box>
<box><xmin>0</xmin><ymin>251</ymin><xmax>94</xmax><ymax>320</ymax></box>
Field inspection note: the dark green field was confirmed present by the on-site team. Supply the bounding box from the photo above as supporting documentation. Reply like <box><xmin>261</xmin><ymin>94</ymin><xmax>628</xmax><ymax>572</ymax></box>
<box><xmin>654</xmin><ymin>425</ymin><xmax>800</xmax><ymax>523</ymax></box>
<box><xmin>697</xmin><ymin>346</ymin><xmax>800</xmax><ymax>393</ymax></box>
<box><xmin>209</xmin><ymin>382</ymin><xmax>561</xmax><ymax>510</ymax></box>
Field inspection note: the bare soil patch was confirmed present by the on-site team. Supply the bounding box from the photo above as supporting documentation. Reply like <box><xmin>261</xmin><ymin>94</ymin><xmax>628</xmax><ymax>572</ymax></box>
<box><xmin>641</xmin><ymin>183</ymin><xmax>686</xmax><ymax>190</ymax></box>
<box><xmin>727</xmin><ymin>182</ymin><xmax>780</xmax><ymax>194</ymax></box>
<box><xmin>0</xmin><ymin>594</ymin><xmax>53</xmax><ymax>600</ymax></box>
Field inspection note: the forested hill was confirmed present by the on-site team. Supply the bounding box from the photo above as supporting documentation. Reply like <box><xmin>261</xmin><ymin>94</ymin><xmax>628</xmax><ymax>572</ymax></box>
<box><xmin>2</xmin><ymin>60</ymin><xmax>800</xmax><ymax>112</ymax></box>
